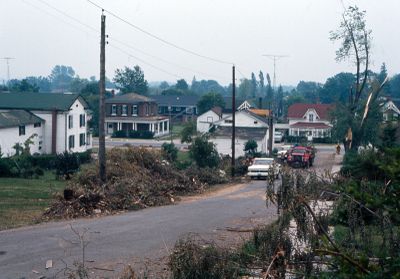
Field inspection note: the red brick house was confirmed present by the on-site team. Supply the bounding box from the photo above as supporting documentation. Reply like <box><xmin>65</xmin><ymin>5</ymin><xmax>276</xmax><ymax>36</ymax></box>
<box><xmin>287</xmin><ymin>103</ymin><xmax>333</xmax><ymax>139</ymax></box>
<box><xmin>105</xmin><ymin>93</ymin><xmax>169</xmax><ymax>137</ymax></box>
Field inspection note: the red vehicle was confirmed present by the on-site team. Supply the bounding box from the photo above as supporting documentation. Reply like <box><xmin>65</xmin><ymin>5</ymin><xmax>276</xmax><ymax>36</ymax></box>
<box><xmin>287</xmin><ymin>146</ymin><xmax>315</xmax><ymax>168</ymax></box>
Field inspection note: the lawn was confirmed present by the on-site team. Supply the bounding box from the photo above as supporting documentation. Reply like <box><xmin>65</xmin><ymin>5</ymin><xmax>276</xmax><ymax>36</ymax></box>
<box><xmin>0</xmin><ymin>171</ymin><xmax>66</xmax><ymax>230</ymax></box>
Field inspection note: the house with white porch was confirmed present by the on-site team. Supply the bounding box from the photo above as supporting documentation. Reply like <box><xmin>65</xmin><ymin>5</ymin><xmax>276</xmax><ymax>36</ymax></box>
<box><xmin>105</xmin><ymin>93</ymin><xmax>169</xmax><ymax>137</ymax></box>
<box><xmin>287</xmin><ymin>103</ymin><xmax>333</xmax><ymax>139</ymax></box>
<box><xmin>0</xmin><ymin>92</ymin><xmax>92</xmax><ymax>156</ymax></box>
<box><xmin>380</xmin><ymin>98</ymin><xmax>400</xmax><ymax>122</ymax></box>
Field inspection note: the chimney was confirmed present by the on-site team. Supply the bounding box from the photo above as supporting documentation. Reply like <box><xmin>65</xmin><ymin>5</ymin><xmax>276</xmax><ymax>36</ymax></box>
<box><xmin>258</xmin><ymin>97</ymin><xmax>262</xmax><ymax>109</ymax></box>
<box><xmin>111</xmin><ymin>89</ymin><xmax>115</xmax><ymax>97</ymax></box>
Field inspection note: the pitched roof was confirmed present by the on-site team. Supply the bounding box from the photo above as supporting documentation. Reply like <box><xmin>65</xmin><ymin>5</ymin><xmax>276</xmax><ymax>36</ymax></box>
<box><xmin>289</xmin><ymin>122</ymin><xmax>331</xmax><ymax>129</ymax></box>
<box><xmin>249</xmin><ymin>108</ymin><xmax>271</xmax><ymax>117</ymax></box>
<box><xmin>287</xmin><ymin>103</ymin><xmax>333</xmax><ymax>120</ymax></box>
<box><xmin>151</xmin><ymin>95</ymin><xmax>199</xmax><ymax>106</ymax></box>
<box><xmin>105</xmin><ymin>93</ymin><xmax>154</xmax><ymax>104</ymax></box>
<box><xmin>0</xmin><ymin>110</ymin><xmax>44</xmax><ymax>129</ymax></box>
<box><xmin>0</xmin><ymin>92</ymin><xmax>88</xmax><ymax>111</ymax></box>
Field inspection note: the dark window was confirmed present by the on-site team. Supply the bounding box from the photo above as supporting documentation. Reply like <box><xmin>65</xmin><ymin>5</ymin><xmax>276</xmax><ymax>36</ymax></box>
<box><xmin>19</xmin><ymin>125</ymin><xmax>25</xmax><ymax>136</ymax></box>
<box><xmin>68</xmin><ymin>135</ymin><xmax>75</xmax><ymax>149</ymax></box>
<box><xmin>68</xmin><ymin>115</ymin><xmax>73</xmax><ymax>129</ymax></box>
<box><xmin>79</xmin><ymin>133</ymin><xmax>85</xmax><ymax>146</ymax></box>
<box><xmin>111</xmin><ymin>104</ymin><xmax>117</xmax><ymax>115</ymax></box>
<box><xmin>79</xmin><ymin>114</ymin><xmax>86</xmax><ymax>127</ymax></box>
<box><xmin>34</xmin><ymin>122</ymin><xmax>41</xmax><ymax>128</ymax></box>
<box><xmin>122</xmin><ymin>105</ymin><xmax>128</xmax><ymax>116</ymax></box>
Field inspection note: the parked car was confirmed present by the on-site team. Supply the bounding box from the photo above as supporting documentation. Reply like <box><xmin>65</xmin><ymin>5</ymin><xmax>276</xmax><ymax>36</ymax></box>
<box><xmin>247</xmin><ymin>158</ymin><xmax>281</xmax><ymax>179</ymax></box>
<box><xmin>287</xmin><ymin>146</ymin><xmax>315</xmax><ymax>168</ymax></box>
<box><xmin>277</xmin><ymin>145</ymin><xmax>293</xmax><ymax>162</ymax></box>
<box><xmin>274</xmin><ymin>131</ymin><xmax>283</xmax><ymax>143</ymax></box>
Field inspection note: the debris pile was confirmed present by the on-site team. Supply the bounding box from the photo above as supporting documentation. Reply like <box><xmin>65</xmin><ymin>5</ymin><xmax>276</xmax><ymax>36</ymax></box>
<box><xmin>43</xmin><ymin>147</ymin><xmax>227</xmax><ymax>219</ymax></box>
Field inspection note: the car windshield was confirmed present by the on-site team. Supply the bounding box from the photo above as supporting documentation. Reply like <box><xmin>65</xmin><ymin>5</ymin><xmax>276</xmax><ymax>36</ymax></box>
<box><xmin>253</xmin><ymin>159</ymin><xmax>273</xmax><ymax>165</ymax></box>
<box><xmin>292</xmin><ymin>149</ymin><xmax>306</xmax><ymax>154</ymax></box>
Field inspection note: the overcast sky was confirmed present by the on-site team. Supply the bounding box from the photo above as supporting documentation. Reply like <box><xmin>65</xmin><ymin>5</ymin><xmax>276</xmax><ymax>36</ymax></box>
<box><xmin>1</xmin><ymin>0</ymin><xmax>399</xmax><ymax>86</ymax></box>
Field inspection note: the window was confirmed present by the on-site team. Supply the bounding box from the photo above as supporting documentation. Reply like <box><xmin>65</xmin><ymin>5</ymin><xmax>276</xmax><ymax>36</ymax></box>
<box><xmin>111</xmin><ymin>104</ymin><xmax>117</xmax><ymax>115</ymax></box>
<box><xmin>176</xmin><ymin>107</ymin><xmax>181</xmax><ymax>112</ymax></box>
<box><xmin>34</xmin><ymin>122</ymin><xmax>41</xmax><ymax>128</ymax></box>
<box><xmin>225</xmin><ymin>119</ymin><xmax>233</xmax><ymax>124</ymax></box>
<box><xmin>206</xmin><ymin>116</ymin><xmax>213</xmax><ymax>123</ymax></box>
<box><xmin>79</xmin><ymin>133</ymin><xmax>86</xmax><ymax>146</ymax></box>
<box><xmin>132</xmin><ymin>105</ymin><xmax>138</xmax><ymax>116</ymax></box>
<box><xmin>254</xmin><ymin>121</ymin><xmax>258</xmax><ymax>124</ymax></box>
<box><xmin>79</xmin><ymin>114</ymin><xmax>86</xmax><ymax>127</ymax></box>
<box><xmin>122</xmin><ymin>105</ymin><xmax>128</xmax><ymax>116</ymax></box>
<box><xmin>68</xmin><ymin>115</ymin><xmax>73</xmax><ymax>129</ymax></box>
<box><xmin>68</xmin><ymin>135</ymin><xmax>75</xmax><ymax>149</ymax></box>
<box><xmin>19</xmin><ymin>125</ymin><xmax>25</xmax><ymax>136</ymax></box>
<box><xmin>158</xmin><ymin>107</ymin><xmax>162</xmax><ymax>114</ymax></box>
<box><xmin>308</xmin><ymin>114</ymin><xmax>314</xmax><ymax>122</ymax></box>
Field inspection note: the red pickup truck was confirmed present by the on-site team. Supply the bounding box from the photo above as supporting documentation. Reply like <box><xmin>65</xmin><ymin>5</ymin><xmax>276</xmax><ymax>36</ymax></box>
<box><xmin>287</xmin><ymin>146</ymin><xmax>315</xmax><ymax>168</ymax></box>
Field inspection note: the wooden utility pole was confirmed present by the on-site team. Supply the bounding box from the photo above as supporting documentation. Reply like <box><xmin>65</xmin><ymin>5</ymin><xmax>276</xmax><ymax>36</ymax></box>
<box><xmin>99</xmin><ymin>13</ymin><xmax>106</xmax><ymax>183</ymax></box>
<box><xmin>231</xmin><ymin>65</ymin><xmax>236</xmax><ymax>177</ymax></box>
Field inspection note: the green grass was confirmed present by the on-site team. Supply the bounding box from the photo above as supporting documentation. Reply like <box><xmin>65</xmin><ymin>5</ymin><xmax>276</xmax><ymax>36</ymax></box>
<box><xmin>0</xmin><ymin>171</ymin><xmax>66</xmax><ymax>230</ymax></box>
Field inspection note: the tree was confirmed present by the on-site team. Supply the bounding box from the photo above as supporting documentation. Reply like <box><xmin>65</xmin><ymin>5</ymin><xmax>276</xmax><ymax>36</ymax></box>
<box><xmin>69</xmin><ymin>77</ymin><xmax>89</xmax><ymax>93</ymax></box>
<box><xmin>330</xmin><ymin>5</ymin><xmax>379</xmax><ymax>151</ymax></box>
<box><xmin>189</xmin><ymin>135</ymin><xmax>220</xmax><ymax>168</ymax></box>
<box><xmin>296</xmin><ymin>81</ymin><xmax>321</xmax><ymax>103</ymax></box>
<box><xmin>8</xmin><ymin>79</ymin><xmax>39</xmax><ymax>93</ymax></box>
<box><xmin>258</xmin><ymin>71</ymin><xmax>265</xmax><ymax>97</ymax></box>
<box><xmin>244</xmin><ymin>140</ymin><xmax>258</xmax><ymax>156</ymax></box>
<box><xmin>238</xmin><ymin>78</ymin><xmax>252</xmax><ymax>99</ymax></box>
<box><xmin>113</xmin><ymin>65</ymin><xmax>148</xmax><ymax>94</ymax></box>
<box><xmin>161</xmin><ymin>142</ymin><xmax>178</xmax><ymax>162</ymax></box>
<box><xmin>159</xmin><ymin>81</ymin><xmax>170</xmax><ymax>90</ymax></box>
<box><xmin>377</xmin><ymin>63</ymin><xmax>391</xmax><ymax>96</ymax></box>
<box><xmin>389</xmin><ymin>74</ymin><xmax>400</xmax><ymax>98</ymax></box>
<box><xmin>26</xmin><ymin>76</ymin><xmax>51</xmax><ymax>92</ymax></box>
<box><xmin>175</xmin><ymin>79</ymin><xmax>189</xmax><ymax>92</ymax></box>
<box><xmin>276</xmin><ymin>85</ymin><xmax>284</xmax><ymax>118</ymax></box>
<box><xmin>320</xmin><ymin>72</ymin><xmax>355</xmax><ymax>104</ymax></box>
<box><xmin>250</xmin><ymin>72</ymin><xmax>258</xmax><ymax>98</ymax></box>
<box><xmin>191</xmin><ymin>79</ymin><xmax>226</xmax><ymax>96</ymax></box>
<box><xmin>180</xmin><ymin>121</ymin><xmax>196</xmax><ymax>143</ymax></box>
<box><xmin>197</xmin><ymin>92</ymin><xmax>225</xmax><ymax>115</ymax></box>
<box><xmin>49</xmin><ymin>65</ymin><xmax>75</xmax><ymax>92</ymax></box>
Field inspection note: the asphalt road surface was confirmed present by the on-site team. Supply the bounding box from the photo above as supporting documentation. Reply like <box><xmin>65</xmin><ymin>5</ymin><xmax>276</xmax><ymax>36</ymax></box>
<box><xmin>0</xmin><ymin>145</ymin><xmax>335</xmax><ymax>278</ymax></box>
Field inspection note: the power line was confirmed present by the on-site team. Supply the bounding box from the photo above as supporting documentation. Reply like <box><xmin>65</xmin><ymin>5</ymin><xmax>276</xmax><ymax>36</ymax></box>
<box><xmin>24</xmin><ymin>0</ymin><xmax>228</xmax><ymax>81</ymax></box>
<box><xmin>86</xmin><ymin>0</ymin><xmax>234</xmax><ymax>65</ymax></box>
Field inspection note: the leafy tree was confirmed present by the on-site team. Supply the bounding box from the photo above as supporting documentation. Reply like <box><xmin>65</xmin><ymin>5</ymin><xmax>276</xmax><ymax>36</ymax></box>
<box><xmin>69</xmin><ymin>77</ymin><xmax>89</xmax><ymax>93</ymax></box>
<box><xmin>238</xmin><ymin>78</ymin><xmax>252</xmax><ymax>99</ymax></box>
<box><xmin>8</xmin><ymin>79</ymin><xmax>39</xmax><ymax>92</ymax></box>
<box><xmin>113</xmin><ymin>65</ymin><xmax>148</xmax><ymax>94</ymax></box>
<box><xmin>49</xmin><ymin>65</ymin><xmax>75</xmax><ymax>92</ymax></box>
<box><xmin>159</xmin><ymin>81</ymin><xmax>170</xmax><ymax>90</ymax></box>
<box><xmin>244</xmin><ymin>140</ymin><xmax>258</xmax><ymax>155</ymax></box>
<box><xmin>296</xmin><ymin>81</ymin><xmax>321</xmax><ymax>103</ymax></box>
<box><xmin>189</xmin><ymin>135</ymin><xmax>220</xmax><ymax>168</ymax></box>
<box><xmin>161</xmin><ymin>142</ymin><xmax>178</xmax><ymax>162</ymax></box>
<box><xmin>320</xmin><ymin>72</ymin><xmax>355</xmax><ymax>104</ymax></box>
<box><xmin>25</xmin><ymin>76</ymin><xmax>51</xmax><ymax>92</ymax></box>
<box><xmin>197</xmin><ymin>92</ymin><xmax>225</xmax><ymax>115</ymax></box>
<box><xmin>180</xmin><ymin>121</ymin><xmax>196</xmax><ymax>143</ymax></box>
<box><xmin>175</xmin><ymin>79</ymin><xmax>189</xmax><ymax>91</ymax></box>
<box><xmin>162</xmin><ymin>88</ymin><xmax>184</xmax><ymax>96</ymax></box>
<box><xmin>389</xmin><ymin>74</ymin><xmax>400</xmax><ymax>98</ymax></box>
<box><xmin>377</xmin><ymin>63</ymin><xmax>391</xmax><ymax>96</ymax></box>
<box><xmin>191</xmin><ymin>79</ymin><xmax>226</xmax><ymax>96</ymax></box>
<box><xmin>379</xmin><ymin>123</ymin><xmax>398</xmax><ymax>149</ymax></box>
<box><xmin>276</xmin><ymin>85</ymin><xmax>284</xmax><ymax>118</ymax></box>
<box><xmin>55</xmin><ymin>151</ymin><xmax>80</xmax><ymax>180</ymax></box>
<box><xmin>250</xmin><ymin>72</ymin><xmax>258</xmax><ymax>98</ymax></box>
<box><xmin>258</xmin><ymin>71</ymin><xmax>265</xmax><ymax>96</ymax></box>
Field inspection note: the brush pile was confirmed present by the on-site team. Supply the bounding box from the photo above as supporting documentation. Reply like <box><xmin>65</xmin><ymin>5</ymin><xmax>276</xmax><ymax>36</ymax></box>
<box><xmin>43</xmin><ymin>147</ymin><xmax>227</xmax><ymax>219</ymax></box>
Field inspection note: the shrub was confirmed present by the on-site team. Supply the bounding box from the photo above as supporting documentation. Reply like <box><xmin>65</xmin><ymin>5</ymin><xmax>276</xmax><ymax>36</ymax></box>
<box><xmin>55</xmin><ymin>151</ymin><xmax>80</xmax><ymax>179</ymax></box>
<box><xmin>312</xmin><ymin>137</ymin><xmax>333</xmax><ymax>144</ymax></box>
<box><xmin>244</xmin><ymin>139</ymin><xmax>258</xmax><ymax>155</ymax></box>
<box><xmin>161</xmin><ymin>142</ymin><xmax>178</xmax><ymax>162</ymax></box>
<box><xmin>0</xmin><ymin>158</ymin><xmax>13</xmax><ymax>177</ymax></box>
<box><xmin>189</xmin><ymin>135</ymin><xmax>220</xmax><ymax>168</ymax></box>
<box><xmin>128</xmin><ymin>130</ymin><xmax>154</xmax><ymax>139</ymax></box>
<box><xmin>285</xmin><ymin>135</ymin><xmax>307</xmax><ymax>144</ymax></box>
<box><xmin>112</xmin><ymin>130</ymin><xmax>127</xmax><ymax>138</ymax></box>
<box><xmin>76</xmin><ymin>150</ymin><xmax>92</xmax><ymax>164</ymax></box>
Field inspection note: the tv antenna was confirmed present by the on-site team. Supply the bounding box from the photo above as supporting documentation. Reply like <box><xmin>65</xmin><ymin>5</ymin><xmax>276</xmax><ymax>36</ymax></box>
<box><xmin>262</xmin><ymin>54</ymin><xmax>289</xmax><ymax>91</ymax></box>
<box><xmin>1</xmin><ymin>57</ymin><xmax>15</xmax><ymax>83</ymax></box>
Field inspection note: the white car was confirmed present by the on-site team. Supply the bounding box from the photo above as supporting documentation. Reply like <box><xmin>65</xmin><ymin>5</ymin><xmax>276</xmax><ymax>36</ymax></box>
<box><xmin>277</xmin><ymin>145</ymin><xmax>293</xmax><ymax>160</ymax></box>
<box><xmin>247</xmin><ymin>158</ymin><xmax>281</xmax><ymax>179</ymax></box>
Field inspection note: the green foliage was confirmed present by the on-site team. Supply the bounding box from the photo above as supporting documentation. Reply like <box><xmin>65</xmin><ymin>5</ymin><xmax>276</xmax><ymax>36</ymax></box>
<box><xmin>113</xmin><ymin>65</ymin><xmax>148</xmax><ymax>94</ymax></box>
<box><xmin>111</xmin><ymin>130</ymin><xmax>154</xmax><ymax>139</ymax></box>
<box><xmin>197</xmin><ymin>92</ymin><xmax>225</xmax><ymax>115</ymax></box>
<box><xmin>244</xmin><ymin>139</ymin><xmax>258</xmax><ymax>155</ymax></box>
<box><xmin>180</xmin><ymin>121</ymin><xmax>196</xmax><ymax>143</ymax></box>
<box><xmin>379</xmin><ymin>123</ymin><xmax>398</xmax><ymax>149</ymax></box>
<box><xmin>8</xmin><ymin>79</ymin><xmax>39</xmax><ymax>92</ymax></box>
<box><xmin>55</xmin><ymin>151</ymin><xmax>81</xmax><ymax>179</ymax></box>
<box><xmin>49</xmin><ymin>65</ymin><xmax>76</xmax><ymax>92</ymax></box>
<box><xmin>189</xmin><ymin>135</ymin><xmax>220</xmax><ymax>168</ymax></box>
<box><xmin>161</xmin><ymin>142</ymin><xmax>178</xmax><ymax>162</ymax></box>
<box><xmin>169</xmin><ymin>236</ymin><xmax>240</xmax><ymax>279</ymax></box>
<box><xmin>190</xmin><ymin>79</ymin><xmax>226</xmax><ymax>96</ymax></box>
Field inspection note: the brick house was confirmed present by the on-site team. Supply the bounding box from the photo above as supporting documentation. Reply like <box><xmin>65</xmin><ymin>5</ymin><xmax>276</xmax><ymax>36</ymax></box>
<box><xmin>105</xmin><ymin>93</ymin><xmax>169</xmax><ymax>137</ymax></box>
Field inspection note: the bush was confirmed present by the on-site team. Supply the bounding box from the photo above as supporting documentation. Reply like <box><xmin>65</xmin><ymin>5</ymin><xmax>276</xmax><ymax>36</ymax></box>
<box><xmin>169</xmin><ymin>236</ymin><xmax>240</xmax><ymax>279</ymax></box>
<box><xmin>312</xmin><ymin>137</ymin><xmax>333</xmax><ymax>144</ymax></box>
<box><xmin>29</xmin><ymin>154</ymin><xmax>57</xmax><ymax>169</ymax></box>
<box><xmin>112</xmin><ymin>130</ymin><xmax>127</xmax><ymax>138</ymax></box>
<box><xmin>128</xmin><ymin>130</ymin><xmax>154</xmax><ymax>139</ymax></box>
<box><xmin>0</xmin><ymin>158</ymin><xmax>14</xmax><ymax>177</ymax></box>
<box><xmin>244</xmin><ymin>139</ymin><xmax>258</xmax><ymax>155</ymax></box>
<box><xmin>55</xmin><ymin>151</ymin><xmax>80</xmax><ymax>179</ymax></box>
<box><xmin>161</xmin><ymin>142</ymin><xmax>178</xmax><ymax>162</ymax></box>
<box><xmin>76</xmin><ymin>150</ymin><xmax>92</xmax><ymax>164</ymax></box>
<box><xmin>189</xmin><ymin>136</ymin><xmax>220</xmax><ymax>168</ymax></box>
<box><xmin>285</xmin><ymin>136</ymin><xmax>307</xmax><ymax>144</ymax></box>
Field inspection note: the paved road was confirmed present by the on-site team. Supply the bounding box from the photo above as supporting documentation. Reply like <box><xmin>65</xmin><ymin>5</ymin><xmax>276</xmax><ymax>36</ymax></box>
<box><xmin>0</xmin><ymin>146</ymin><xmax>335</xmax><ymax>278</ymax></box>
<box><xmin>0</xmin><ymin>180</ymin><xmax>275</xmax><ymax>278</ymax></box>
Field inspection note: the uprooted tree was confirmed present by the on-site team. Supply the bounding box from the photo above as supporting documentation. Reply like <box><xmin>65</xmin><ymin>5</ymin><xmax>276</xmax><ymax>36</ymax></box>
<box><xmin>330</xmin><ymin>5</ymin><xmax>389</xmax><ymax>151</ymax></box>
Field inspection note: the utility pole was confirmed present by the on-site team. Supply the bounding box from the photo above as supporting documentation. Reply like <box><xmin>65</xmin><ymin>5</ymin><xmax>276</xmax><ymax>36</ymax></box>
<box><xmin>1</xmin><ymin>57</ymin><xmax>15</xmax><ymax>84</ymax></box>
<box><xmin>262</xmin><ymin>54</ymin><xmax>289</xmax><ymax>91</ymax></box>
<box><xmin>99</xmin><ymin>12</ymin><xmax>106</xmax><ymax>183</ymax></box>
<box><xmin>231</xmin><ymin>65</ymin><xmax>236</xmax><ymax>177</ymax></box>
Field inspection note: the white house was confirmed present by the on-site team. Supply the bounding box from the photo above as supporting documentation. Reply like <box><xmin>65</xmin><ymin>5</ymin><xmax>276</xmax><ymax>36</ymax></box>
<box><xmin>287</xmin><ymin>103</ymin><xmax>333</xmax><ymax>139</ymax></box>
<box><xmin>0</xmin><ymin>92</ymin><xmax>92</xmax><ymax>156</ymax></box>
<box><xmin>0</xmin><ymin>110</ymin><xmax>45</xmax><ymax>157</ymax></box>
<box><xmin>196</xmin><ymin>107</ymin><xmax>222</xmax><ymax>133</ymax></box>
<box><xmin>380</xmin><ymin>99</ymin><xmax>400</xmax><ymax>122</ymax></box>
